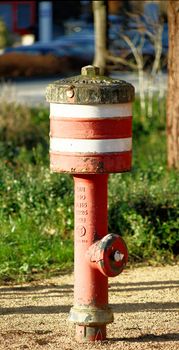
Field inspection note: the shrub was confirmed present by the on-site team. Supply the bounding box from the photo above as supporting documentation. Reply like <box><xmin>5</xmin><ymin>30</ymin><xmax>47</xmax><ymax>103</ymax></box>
<box><xmin>0</xmin><ymin>18</ymin><xmax>12</xmax><ymax>49</ymax></box>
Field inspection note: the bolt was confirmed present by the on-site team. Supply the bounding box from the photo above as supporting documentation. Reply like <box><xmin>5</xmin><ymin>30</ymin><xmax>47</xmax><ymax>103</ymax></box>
<box><xmin>66</xmin><ymin>88</ymin><xmax>74</xmax><ymax>98</ymax></box>
<box><xmin>81</xmin><ymin>65</ymin><xmax>100</xmax><ymax>77</ymax></box>
<box><xmin>113</xmin><ymin>251</ymin><xmax>124</xmax><ymax>262</ymax></box>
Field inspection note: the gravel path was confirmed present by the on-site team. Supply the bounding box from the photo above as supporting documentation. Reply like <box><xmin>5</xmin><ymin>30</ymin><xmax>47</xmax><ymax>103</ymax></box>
<box><xmin>0</xmin><ymin>265</ymin><xmax>179</xmax><ymax>350</ymax></box>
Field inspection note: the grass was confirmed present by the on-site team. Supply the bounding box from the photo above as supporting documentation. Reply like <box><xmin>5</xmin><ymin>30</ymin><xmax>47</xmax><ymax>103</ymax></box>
<box><xmin>0</xmin><ymin>97</ymin><xmax>178</xmax><ymax>282</ymax></box>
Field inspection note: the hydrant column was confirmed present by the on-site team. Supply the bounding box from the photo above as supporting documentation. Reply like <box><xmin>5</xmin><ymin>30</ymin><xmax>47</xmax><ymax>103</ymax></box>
<box><xmin>74</xmin><ymin>174</ymin><xmax>108</xmax><ymax>307</ymax></box>
<box><xmin>72</xmin><ymin>174</ymin><xmax>110</xmax><ymax>341</ymax></box>
<box><xmin>46</xmin><ymin>65</ymin><xmax>135</xmax><ymax>342</ymax></box>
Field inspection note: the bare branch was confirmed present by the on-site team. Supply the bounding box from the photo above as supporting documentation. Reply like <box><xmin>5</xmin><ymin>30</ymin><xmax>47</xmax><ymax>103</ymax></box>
<box><xmin>151</xmin><ymin>24</ymin><xmax>163</xmax><ymax>75</ymax></box>
<box><xmin>106</xmin><ymin>53</ymin><xmax>138</xmax><ymax>70</ymax></box>
<box><xmin>120</xmin><ymin>34</ymin><xmax>144</xmax><ymax>68</ymax></box>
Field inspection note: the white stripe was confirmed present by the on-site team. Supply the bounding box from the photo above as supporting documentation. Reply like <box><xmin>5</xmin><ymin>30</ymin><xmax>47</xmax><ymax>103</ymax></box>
<box><xmin>50</xmin><ymin>138</ymin><xmax>132</xmax><ymax>153</ymax></box>
<box><xmin>50</xmin><ymin>103</ymin><xmax>132</xmax><ymax>119</ymax></box>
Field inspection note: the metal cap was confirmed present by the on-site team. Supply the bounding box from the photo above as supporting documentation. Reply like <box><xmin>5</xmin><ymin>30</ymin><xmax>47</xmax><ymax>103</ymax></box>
<box><xmin>81</xmin><ymin>65</ymin><xmax>100</xmax><ymax>76</ymax></box>
<box><xmin>46</xmin><ymin>65</ymin><xmax>135</xmax><ymax>105</ymax></box>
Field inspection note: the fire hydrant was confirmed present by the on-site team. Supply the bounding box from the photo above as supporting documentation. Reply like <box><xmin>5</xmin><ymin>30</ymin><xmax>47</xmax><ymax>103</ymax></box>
<box><xmin>46</xmin><ymin>66</ymin><xmax>134</xmax><ymax>342</ymax></box>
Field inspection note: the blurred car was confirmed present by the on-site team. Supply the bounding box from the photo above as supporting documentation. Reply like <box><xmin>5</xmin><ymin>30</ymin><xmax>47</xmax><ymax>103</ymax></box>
<box><xmin>4</xmin><ymin>28</ymin><xmax>94</xmax><ymax>62</ymax></box>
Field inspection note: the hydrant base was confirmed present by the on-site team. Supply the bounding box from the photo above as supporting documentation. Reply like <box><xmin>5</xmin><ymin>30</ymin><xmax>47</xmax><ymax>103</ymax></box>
<box><xmin>69</xmin><ymin>305</ymin><xmax>113</xmax><ymax>325</ymax></box>
<box><xmin>75</xmin><ymin>324</ymin><xmax>106</xmax><ymax>342</ymax></box>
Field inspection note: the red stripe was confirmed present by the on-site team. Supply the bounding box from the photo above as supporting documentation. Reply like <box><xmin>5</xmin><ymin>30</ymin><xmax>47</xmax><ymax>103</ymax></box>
<box><xmin>50</xmin><ymin>117</ymin><xmax>132</xmax><ymax>139</ymax></box>
<box><xmin>50</xmin><ymin>151</ymin><xmax>132</xmax><ymax>174</ymax></box>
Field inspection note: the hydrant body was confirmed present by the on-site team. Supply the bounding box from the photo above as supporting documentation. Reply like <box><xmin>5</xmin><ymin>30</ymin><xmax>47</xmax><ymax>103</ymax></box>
<box><xmin>46</xmin><ymin>66</ymin><xmax>134</xmax><ymax>341</ymax></box>
<box><xmin>71</xmin><ymin>174</ymin><xmax>110</xmax><ymax>341</ymax></box>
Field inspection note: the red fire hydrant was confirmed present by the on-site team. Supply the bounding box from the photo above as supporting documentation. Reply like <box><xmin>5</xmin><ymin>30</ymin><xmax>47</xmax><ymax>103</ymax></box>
<box><xmin>46</xmin><ymin>66</ymin><xmax>134</xmax><ymax>342</ymax></box>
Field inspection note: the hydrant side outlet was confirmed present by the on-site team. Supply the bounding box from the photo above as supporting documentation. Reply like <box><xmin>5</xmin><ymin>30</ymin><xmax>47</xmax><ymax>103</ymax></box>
<box><xmin>86</xmin><ymin>233</ymin><xmax>128</xmax><ymax>277</ymax></box>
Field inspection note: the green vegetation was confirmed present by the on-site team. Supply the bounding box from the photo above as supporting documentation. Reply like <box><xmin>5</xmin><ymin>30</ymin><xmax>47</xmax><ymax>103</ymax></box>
<box><xmin>0</xmin><ymin>18</ymin><xmax>12</xmax><ymax>49</ymax></box>
<box><xmin>0</xmin><ymin>98</ymin><xmax>178</xmax><ymax>283</ymax></box>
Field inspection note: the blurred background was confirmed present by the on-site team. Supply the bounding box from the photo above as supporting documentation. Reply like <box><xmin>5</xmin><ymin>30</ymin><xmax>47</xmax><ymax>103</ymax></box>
<box><xmin>0</xmin><ymin>1</ymin><xmax>178</xmax><ymax>283</ymax></box>
<box><xmin>0</xmin><ymin>0</ymin><xmax>169</xmax><ymax>107</ymax></box>
<box><xmin>0</xmin><ymin>0</ymin><xmax>168</xmax><ymax>78</ymax></box>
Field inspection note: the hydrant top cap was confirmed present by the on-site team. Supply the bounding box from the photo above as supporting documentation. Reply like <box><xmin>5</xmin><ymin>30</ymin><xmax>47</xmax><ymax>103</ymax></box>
<box><xmin>81</xmin><ymin>65</ymin><xmax>100</xmax><ymax>76</ymax></box>
<box><xmin>46</xmin><ymin>65</ymin><xmax>135</xmax><ymax>104</ymax></box>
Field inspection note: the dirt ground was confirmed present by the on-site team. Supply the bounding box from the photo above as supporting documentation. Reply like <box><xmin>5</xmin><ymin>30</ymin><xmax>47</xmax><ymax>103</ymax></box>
<box><xmin>0</xmin><ymin>264</ymin><xmax>179</xmax><ymax>350</ymax></box>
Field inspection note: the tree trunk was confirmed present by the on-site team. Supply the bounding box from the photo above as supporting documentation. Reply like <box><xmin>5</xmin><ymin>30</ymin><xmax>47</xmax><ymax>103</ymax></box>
<box><xmin>167</xmin><ymin>1</ymin><xmax>179</xmax><ymax>169</ymax></box>
<box><xmin>93</xmin><ymin>0</ymin><xmax>108</xmax><ymax>75</ymax></box>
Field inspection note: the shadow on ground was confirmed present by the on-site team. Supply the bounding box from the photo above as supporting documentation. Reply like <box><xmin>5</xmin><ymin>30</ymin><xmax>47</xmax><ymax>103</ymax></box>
<box><xmin>110</xmin><ymin>332</ymin><xmax>179</xmax><ymax>343</ymax></box>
